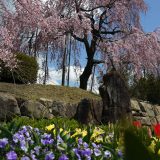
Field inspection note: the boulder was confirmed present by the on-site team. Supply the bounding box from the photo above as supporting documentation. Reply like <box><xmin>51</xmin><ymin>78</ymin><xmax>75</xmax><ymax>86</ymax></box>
<box><xmin>15</xmin><ymin>97</ymin><xmax>26</xmax><ymax>108</ymax></box>
<box><xmin>131</xmin><ymin>99</ymin><xmax>158</xmax><ymax>125</ymax></box>
<box><xmin>134</xmin><ymin>116</ymin><xmax>151</xmax><ymax>126</ymax></box>
<box><xmin>131</xmin><ymin>100</ymin><xmax>141</xmax><ymax>111</ymax></box>
<box><xmin>0</xmin><ymin>92</ymin><xmax>20</xmax><ymax>120</ymax></box>
<box><xmin>63</xmin><ymin>103</ymin><xmax>78</xmax><ymax>118</ymax></box>
<box><xmin>131</xmin><ymin>110</ymin><xmax>147</xmax><ymax>117</ymax></box>
<box><xmin>153</xmin><ymin>106</ymin><xmax>160</xmax><ymax>116</ymax></box>
<box><xmin>99</xmin><ymin>71</ymin><xmax>132</xmax><ymax>123</ymax></box>
<box><xmin>156</xmin><ymin>115</ymin><xmax>160</xmax><ymax>123</ymax></box>
<box><xmin>20</xmin><ymin>100</ymin><xmax>53</xmax><ymax>119</ymax></box>
<box><xmin>150</xmin><ymin>117</ymin><xmax>157</xmax><ymax>125</ymax></box>
<box><xmin>50</xmin><ymin>101</ymin><xmax>77</xmax><ymax>118</ymax></box>
<box><xmin>39</xmin><ymin>98</ymin><xmax>53</xmax><ymax>108</ymax></box>
<box><xmin>75</xmin><ymin>99</ymin><xmax>103</xmax><ymax>124</ymax></box>
<box><xmin>139</xmin><ymin>102</ymin><xmax>155</xmax><ymax>117</ymax></box>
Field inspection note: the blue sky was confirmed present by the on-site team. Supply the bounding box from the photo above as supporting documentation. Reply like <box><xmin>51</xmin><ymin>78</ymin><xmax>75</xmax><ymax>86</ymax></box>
<box><xmin>141</xmin><ymin>0</ymin><xmax>160</xmax><ymax>32</ymax></box>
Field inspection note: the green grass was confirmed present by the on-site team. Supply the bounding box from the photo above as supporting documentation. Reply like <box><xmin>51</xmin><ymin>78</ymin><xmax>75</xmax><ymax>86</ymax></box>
<box><xmin>1</xmin><ymin>117</ymin><xmax>80</xmax><ymax>131</ymax></box>
<box><xmin>0</xmin><ymin>82</ymin><xmax>100</xmax><ymax>103</ymax></box>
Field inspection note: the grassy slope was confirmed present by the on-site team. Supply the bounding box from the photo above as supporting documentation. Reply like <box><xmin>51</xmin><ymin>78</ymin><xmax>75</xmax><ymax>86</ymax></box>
<box><xmin>0</xmin><ymin>82</ymin><xmax>100</xmax><ymax>103</ymax></box>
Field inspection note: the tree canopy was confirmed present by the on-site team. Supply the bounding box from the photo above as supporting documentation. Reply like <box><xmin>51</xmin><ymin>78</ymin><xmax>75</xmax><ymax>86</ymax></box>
<box><xmin>0</xmin><ymin>0</ymin><xmax>160</xmax><ymax>89</ymax></box>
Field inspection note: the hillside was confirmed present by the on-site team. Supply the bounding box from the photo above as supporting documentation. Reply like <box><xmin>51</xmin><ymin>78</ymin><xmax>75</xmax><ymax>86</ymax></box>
<box><xmin>0</xmin><ymin>82</ymin><xmax>100</xmax><ymax>103</ymax></box>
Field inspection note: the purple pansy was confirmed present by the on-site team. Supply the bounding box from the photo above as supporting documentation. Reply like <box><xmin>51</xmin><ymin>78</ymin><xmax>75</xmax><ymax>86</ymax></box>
<box><xmin>73</xmin><ymin>148</ymin><xmax>81</xmax><ymax>160</ymax></box>
<box><xmin>104</xmin><ymin>150</ymin><xmax>111</xmax><ymax>158</ymax></box>
<box><xmin>0</xmin><ymin>138</ymin><xmax>8</xmax><ymax>148</ymax></box>
<box><xmin>21</xmin><ymin>156</ymin><xmax>30</xmax><ymax>160</ymax></box>
<box><xmin>6</xmin><ymin>151</ymin><xmax>17</xmax><ymax>160</ymax></box>
<box><xmin>45</xmin><ymin>152</ymin><xmax>55</xmax><ymax>160</ymax></box>
<box><xmin>118</xmin><ymin>150</ymin><xmax>123</xmax><ymax>158</ymax></box>
<box><xmin>81</xmin><ymin>148</ymin><xmax>92</xmax><ymax>159</ymax></box>
<box><xmin>94</xmin><ymin>148</ymin><xmax>101</xmax><ymax>156</ymax></box>
<box><xmin>41</xmin><ymin>133</ymin><xmax>54</xmax><ymax>145</ymax></box>
<box><xmin>58</xmin><ymin>154</ymin><xmax>69</xmax><ymax>160</ymax></box>
<box><xmin>20</xmin><ymin>140</ymin><xmax>28</xmax><ymax>152</ymax></box>
<box><xmin>34</xmin><ymin>146</ymin><xmax>41</xmax><ymax>155</ymax></box>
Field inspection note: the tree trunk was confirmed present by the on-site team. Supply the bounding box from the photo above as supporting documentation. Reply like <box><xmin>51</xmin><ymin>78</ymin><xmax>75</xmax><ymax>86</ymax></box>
<box><xmin>67</xmin><ymin>35</ymin><xmax>72</xmax><ymax>86</ymax></box>
<box><xmin>61</xmin><ymin>36</ymin><xmax>67</xmax><ymax>86</ymax></box>
<box><xmin>43</xmin><ymin>44</ymin><xmax>49</xmax><ymax>85</ymax></box>
<box><xmin>28</xmin><ymin>32</ymin><xmax>34</xmax><ymax>56</ymax></box>
<box><xmin>43</xmin><ymin>52</ymin><xmax>48</xmax><ymax>85</ymax></box>
<box><xmin>80</xmin><ymin>58</ymin><xmax>94</xmax><ymax>90</ymax></box>
<box><xmin>78</xmin><ymin>32</ymin><xmax>97</xmax><ymax>90</ymax></box>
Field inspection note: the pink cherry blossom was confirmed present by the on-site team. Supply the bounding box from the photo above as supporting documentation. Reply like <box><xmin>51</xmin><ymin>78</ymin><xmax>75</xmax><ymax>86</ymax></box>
<box><xmin>0</xmin><ymin>0</ymin><xmax>159</xmax><ymax>86</ymax></box>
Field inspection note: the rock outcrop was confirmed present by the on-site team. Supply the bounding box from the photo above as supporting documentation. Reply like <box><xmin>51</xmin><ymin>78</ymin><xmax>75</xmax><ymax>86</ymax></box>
<box><xmin>0</xmin><ymin>91</ymin><xmax>160</xmax><ymax>126</ymax></box>
<box><xmin>99</xmin><ymin>71</ymin><xmax>132</xmax><ymax>123</ymax></box>
<box><xmin>75</xmin><ymin>99</ymin><xmax>103</xmax><ymax>124</ymax></box>
<box><xmin>131</xmin><ymin>99</ymin><xmax>159</xmax><ymax>126</ymax></box>
<box><xmin>0</xmin><ymin>92</ymin><xmax>102</xmax><ymax>124</ymax></box>
<box><xmin>20</xmin><ymin>100</ymin><xmax>53</xmax><ymax>119</ymax></box>
<box><xmin>0</xmin><ymin>92</ymin><xmax>20</xmax><ymax>120</ymax></box>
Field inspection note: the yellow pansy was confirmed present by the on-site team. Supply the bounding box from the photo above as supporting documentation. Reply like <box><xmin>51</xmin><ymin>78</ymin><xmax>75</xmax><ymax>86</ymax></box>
<box><xmin>63</xmin><ymin>130</ymin><xmax>70</xmax><ymax>135</ymax></box>
<box><xmin>60</xmin><ymin>128</ymin><xmax>63</xmax><ymax>133</ymax></box>
<box><xmin>75</xmin><ymin>128</ymin><xmax>82</xmax><ymax>133</ymax></box>
<box><xmin>53</xmin><ymin>129</ymin><xmax>56</xmax><ymax>135</ymax></box>
<box><xmin>148</xmin><ymin>140</ymin><xmax>156</xmax><ymax>153</ymax></box>
<box><xmin>152</xmin><ymin>137</ymin><xmax>159</xmax><ymax>142</ymax></box>
<box><xmin>45</xmin><ymin>124</ymin><xmax>55</xmax><ymax>131</ymax></box>
<box><xmin>81</xmin><ymin>130</ymin><xmax>87</xmax><ymax>137</ymax></box>
<box><xmin>91</xmin><ymin>127</ymin><xmax>105</xmax><ymax>139</ymax></box>
<box><xmin>94</xmin><ymin>136</ymin><xmax>103</xmax><ymax>143</ymax></box>
<box><xmin>148</xmin><ymin>137</ymin><xmax>160</xmax><ymax>154</ymax></box>
<box><xmin>71</xmin><ymin>128</ymin><xmax>82</xmax><ymax>138</ymax></box>
<box><xmin>71</xmin><ymin>128</ymin><xmax>87</xmax><ymax>138</ymax></box>
<box><xmin>117</xmin><ymin>137</ymin><xmax>124</xmax><ymax>147</ymax></box>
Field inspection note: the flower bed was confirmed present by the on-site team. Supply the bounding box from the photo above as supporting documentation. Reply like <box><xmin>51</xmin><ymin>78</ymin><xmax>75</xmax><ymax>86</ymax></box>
<box><xmin>1</xmin><ymin>118</ymin><xmax>160</xmax><ymax>160</ymax></box>
<box><xmin>0</xmin><ymin>123</ymin><xmax>123</xmax><ymax>160</ymax></box>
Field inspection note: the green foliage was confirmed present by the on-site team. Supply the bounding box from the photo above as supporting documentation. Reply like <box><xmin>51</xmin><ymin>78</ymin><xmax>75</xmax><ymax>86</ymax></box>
<box><xmin>123</xmin><ymin>124</ymin><xmax>160</xmax><ymax>160</ymax></box>
<box><xmin>3</xmin><ymin>117</ymin><xmax>80</xmax><ymax>131</ymax></box>
<box><xmin>124</xmin><ymin>129</ymin><xmax>153</xmax><ymax>160</ymax></box>
<box><xmin>0</xmin><ymin>120</ymin><xmax>22</xmax><ymax>140</ymax></box>
<box><xmin>0</xmin><ymin>53</ymin><xmax>38</xmax><ymax>84</ymax></box>
<box><xmin>2</xmin><ymin>117</ymin><xmax>160</xmax><ymax>159</ymax></box>
<box><xmin>130</xmin><ymin>75</ymin><xmax>160</xmax><ymax>105</ymax></box>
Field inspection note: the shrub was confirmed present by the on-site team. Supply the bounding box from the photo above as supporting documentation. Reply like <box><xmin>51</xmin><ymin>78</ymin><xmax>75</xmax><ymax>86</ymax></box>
<box><xmin>130</xmin><ymin>75</ymin><xmax>160</xmax><ymax>105</ymax></box>
<box><xmin>0</xmin><ymin>53</ymin><xmax>38</xmax><ymax>84</ymax></box>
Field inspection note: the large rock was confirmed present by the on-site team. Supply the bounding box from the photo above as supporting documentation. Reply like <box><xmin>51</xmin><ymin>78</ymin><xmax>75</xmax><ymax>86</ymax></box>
<box><xmin>156</xmin><ymin>115</ymin><xmax>160</xmax><ymax>123</ymax></box>
<box><xmin>131</xmin><ymin>99</ymin><xmax>160</xmax><ymax>125</ymax></box>
<box><xmin>139</xmin><ymin>102</ymin><xmax>155</xmax><ymax>117</ymax></box>
<box><xmin>75</xmin><ymin>99</ymin><xmax>103</xmax><ymax>124</ymax></box>
<box><xmin>20</xmin><ymin>100</ymin><xmax>53</xmax><ymax>119</ymax></box>
<box><xmin>39</xmin><ymin>98</ymin><xmax>53</xmax><ymax>108</ymax></box>
<box><xmin>153</xmin><ymin>105</ymin><xmax>160</xmax><ymax>116</ymax></box>
<box><xmin>131</xmin><ymin>100</ymin><xmax>141</xmax><ymax>111</ymax></box>
<box><xmin>134</xmin><ymin>116</ymin><xmax>151</xmax><ymax>126</ymax></box>
<box><xmin>49</xmin><ymin>101</ymin><xmax>77</xmax><ymax>118</ymax></box>
<box><xmin>0</xmin><ymin>92</ymin><xmax>20</xmax><ymax>120</ymax></box>
<box><xmin>99</xmin><ymin>71</ymin><xmax>132</xmax><ymax>123</ymax></box>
